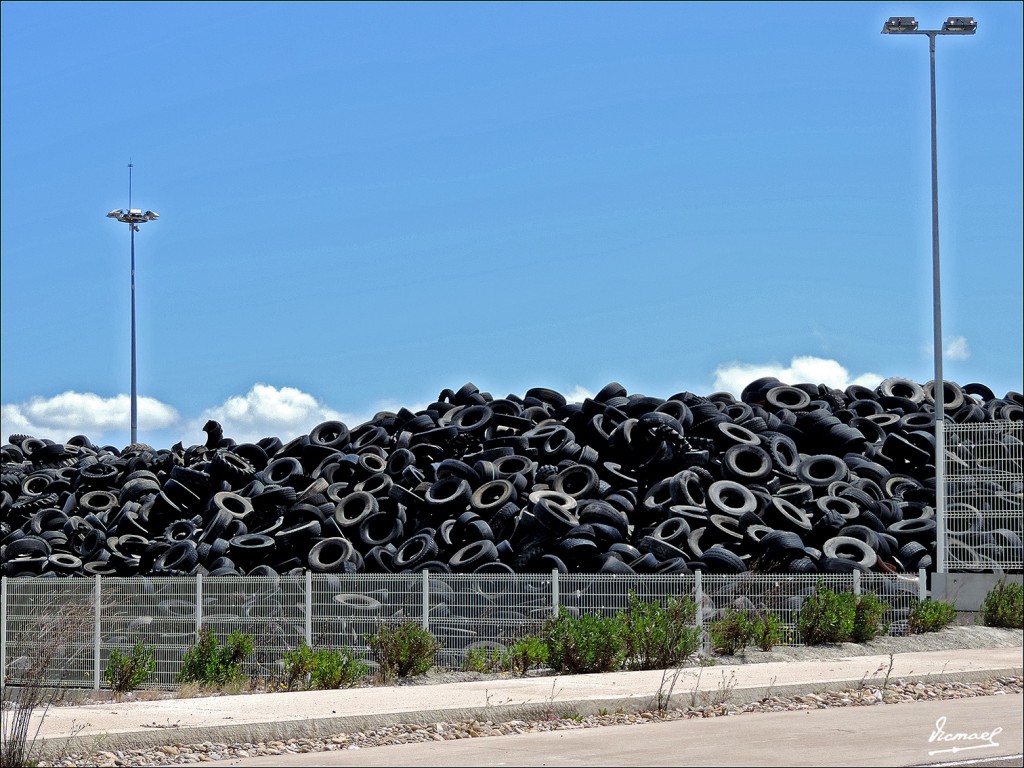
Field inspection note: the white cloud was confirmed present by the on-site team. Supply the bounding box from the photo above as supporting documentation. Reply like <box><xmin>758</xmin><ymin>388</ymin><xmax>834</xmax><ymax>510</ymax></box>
<box><xmin>945</xmin><ymin>336</ymin><xmax>971</xmax><ymax>361</ymax></box>
<box><xmin>713</xmin><ymin>356</ymin><xmax>884</xmax><ymax>397</ymax></box>
<box><xmin>1</xmin><ymin>391</ymin><xmax>178</xmax><ymax>445</ymax></box>
<box><xmin>189</xmin><ymin>383</ymin><xmax>344</xmax><ymax>445</ymax></box>
<box><xmin>565</xmin><ymin>385</ymin><xmax>595</xmax><ymax>403</ymax></box>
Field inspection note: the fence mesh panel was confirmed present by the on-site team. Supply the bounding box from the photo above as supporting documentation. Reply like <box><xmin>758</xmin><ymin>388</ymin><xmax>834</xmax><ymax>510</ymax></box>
<box><xmin>945</xmin><ymin>421</ymin><xmax>1024</xmax><ymax>571</ymax></box>
<box><xmin>1</xmin><ymin>571</ymin><xmax>922</xmax><ymax>689</ymax></box>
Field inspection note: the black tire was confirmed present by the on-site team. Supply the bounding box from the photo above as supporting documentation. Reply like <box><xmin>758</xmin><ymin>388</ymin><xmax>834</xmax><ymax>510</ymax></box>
<box><xmin>822</xmin><ymin>536</ymin><xmax>877</xmax><ymax>570</ymax></box>
<box><xmin>393</xmin><ymin>533</ymin><xmax>439</xmax><ymax>570</ymax></box>
<box><xmin>886</xmin><ymin>518</ymin><xmax>937</xmax><ymax>545</ymax></box>
<box><xmin>211</xmin><ymin>490</ymin><xmax>253</xmax><ymax>519</ymax></box>
<box><xmin>765</xmin><ymin>386</ymin><xmax>812</xmax><ymax>411</ymax></box>
<box><xmin>699</xmin><ymin>545</ymin><xmax>747</xmax><ymax>573</ymax></box>
<box><xmin>764</xmin><ymin>497</ymin><xmax>812</xmax><ymax>532</ymax></box>
<box><xmin>551</xmin><ymin>465</ymin><xmax>599</xmax><ymax>500</ymax></box>
<box><xmin>877</xmin><ymin>377</ymin><xmax>926</xmax><ymax>403</ymax></box>
<box><xmin>598</xmin><ymin>554</ymin><xmax>637</xmax><ymax>574</ymax></box>
<box><xmin>722</xmin><ymin>444</ymin><xmax>773</xmax><ymax>484</ymax></box>
<box><xmin>449</xmin><ymin>540</ymin><xmax>499</xmax><ymax>571</ymax></box>
<box><xmin>309</xmin><ymin>420</ymin><xmax>351</xmax><ymax>449</ymax></box>
<box><xmin>211</xmin><ymin>450</ymin><xmax>256</xmax><ymax>484</ymax></box>
<box><xmin>649</xmin><ymin>516</ymin><xmax>691</xmax><ymax>545</ymax></box>
<box><xmin>529</xmin><ymin>490</ymin><xmax>578</xmax><ymax>535</ymax></box>
<box><xmin>425</xmin><ymin>477</ymin><xmax>472</xmax><ymax>513</ymax></box>
<box><xmin>706</xmin><ymin>481</ymin><xmax>758</xmax><ymax>518</ymax></box>
<box><xmin>308</xmin><ymin>537</ymin><xmax>357</xmax><ymax>572</ymax></box>
<box><xmin>334</xmin><ymin>491</ymin><xmax>379</xmax><ymax>530</ymax></box>
<box><xmin>797</xmin><ymin>455</ymin><xmax>850</xmax><ymax>487</ymax></box>
<box><xmin>758</xmin><ymin>529</ymin><xmax>805</xmax><ymax>558</ymax></box>
<box><xmin>358</xmin><ymin>513</ymin><xmax>403</xmax><ymax>549</ymax></box>
<box><xmin>470</xmin><ymin>480</ymin><xmax>517</xmax><ymax>515</ymax></box>
<box><xmin>154</xmin><ymin>540</ymin><xmax>199</xmax><ymax>573</ymax></box>
<box><xmin>637</xmin><ymin>535</ymin><xmax>686</xmax><ymax>562</ymax></box>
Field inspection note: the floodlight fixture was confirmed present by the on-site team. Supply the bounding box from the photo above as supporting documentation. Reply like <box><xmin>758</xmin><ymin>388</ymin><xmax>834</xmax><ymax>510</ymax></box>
<box><xmin>943</xmin><ymin>17</ymin><xmax>977</xmax><ymax>34</ymax></box>
<box><xmin>882</xmin><ymin>16</ymin><xmax>918</xmax><ymax>33</ymax></box>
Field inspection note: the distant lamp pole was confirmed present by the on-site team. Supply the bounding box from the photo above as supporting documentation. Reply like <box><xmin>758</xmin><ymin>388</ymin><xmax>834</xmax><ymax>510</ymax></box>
<box><xmin>882</xmin><ymin>16</ymin><xmax>977</xmax><ymax>575</ymax></box>
<box><xmin>106</xmin><ymin>175</ymin><xmax>159</xmax><ymax>446</ymax></box>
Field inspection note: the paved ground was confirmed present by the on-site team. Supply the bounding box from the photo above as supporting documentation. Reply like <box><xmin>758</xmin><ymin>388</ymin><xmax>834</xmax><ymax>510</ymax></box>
<box><xmin>28</xmin><ymin>645</ymin><xmax>1023</xmax><ymax>761</ymax></box>
<box><xmin>214</xmin><ymin>695</ymin><xmax>1023</xmax><ymax>767</ymax></box>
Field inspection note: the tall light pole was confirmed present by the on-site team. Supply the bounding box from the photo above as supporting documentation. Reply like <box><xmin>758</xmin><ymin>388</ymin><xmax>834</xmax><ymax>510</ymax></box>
<box><xmin>882</xmin><ymin>16</ymin><xmax>977</xmax><ymax>575</ymax></box>
<box><xmin>107</xmin><ymin>164</ymin><xmax>159</xmax><ymax>446</ymax></box>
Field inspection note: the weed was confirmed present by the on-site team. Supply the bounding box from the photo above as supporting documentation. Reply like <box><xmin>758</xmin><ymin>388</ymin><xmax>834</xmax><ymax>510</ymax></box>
<box><xmin>980</xmin><ymin>581</ymin><xmax>1023</xmax><ymax>629</ymax></box>
<box><xmin>709</xmin><ymin>670</ymin><xmax>738</xmax><ymax>707</ymax></box>
<box><xmin>1</xmin><ymin>594</ymin><xmax>94</xmax><ymax>768</ymax></box>
<box><xmin>464</xmin><ymin>646</ymin><xmax>502</xmax><ymax>673</ymax></box>
<box><xmin>104</xmin><ymin>641</ymin><xmax>156</xmax><ymax>694</ymax></box>
<box><xmin>907</xmin><ymin>598</ymin><xmax>957</xmax><ymax>635</ymax></box>
<box><xmin>368</xmin><ymin>621</ymin><xmax>437</xmax><ymax>681</ymax></box>
<box><xmin>177</xmin><ymin>628</ymin><xmax>254</xmax><ymax>686</ymax></box>
<box><xmin>651</xmin><ymin>665</ymin><xmax>686</xmax><ymax>714</ymax></box>
<box><xmin>881</xmin><ymin>653</ymin><xmax>896</xmax><ymax>699</ymax></box>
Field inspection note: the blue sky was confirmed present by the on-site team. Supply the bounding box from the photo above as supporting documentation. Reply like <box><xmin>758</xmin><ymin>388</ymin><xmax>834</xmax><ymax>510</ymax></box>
<box><xmin>2</xmin><ymin>1</ymin><xmax>1021</xmax><ymax>450</ymax></box>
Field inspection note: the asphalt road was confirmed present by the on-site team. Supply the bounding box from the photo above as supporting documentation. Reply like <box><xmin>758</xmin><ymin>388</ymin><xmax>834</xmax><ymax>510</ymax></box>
<box><xmin>218</xmin><ymin>694</ymin><xmax>1022</xmax><ymax>767</ymax></box>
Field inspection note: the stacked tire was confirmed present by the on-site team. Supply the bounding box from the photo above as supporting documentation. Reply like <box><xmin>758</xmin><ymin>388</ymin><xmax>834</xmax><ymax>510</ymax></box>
<box><xmin>2</xmin><ymin>378</ymin><xmax>1021</xmax><ymax>578</ymax></box>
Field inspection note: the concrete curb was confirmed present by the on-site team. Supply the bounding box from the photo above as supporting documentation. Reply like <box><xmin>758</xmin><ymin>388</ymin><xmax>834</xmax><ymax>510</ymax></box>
<box><xmin>32</xmin><ymin>665</ymin><xmax>1023</xmax><ymax>759</ymax></box>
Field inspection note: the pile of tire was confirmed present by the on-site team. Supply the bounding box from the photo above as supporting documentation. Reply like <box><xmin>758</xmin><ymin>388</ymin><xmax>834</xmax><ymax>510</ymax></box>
<box><xmin>2</xmin><ymin>378</ymin><xmax>1021</xmax><ymax>578</ymax></box>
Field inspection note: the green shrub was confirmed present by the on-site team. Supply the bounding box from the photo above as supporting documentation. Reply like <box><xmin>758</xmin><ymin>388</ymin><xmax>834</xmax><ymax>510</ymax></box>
<box><xmin>907</xmin><ymin>598</ymin><xmax>957</xmax><ymax>634</ymax></box>
<box><xmin>464</xmin><ymin>645</ymin><xmax>502</xmax><ymax>673</ymax></box>
<box><xmin>750</xmin><ymin>611</ymin><xmax>784</xmax><ymax>651</ymax></box>
<box><xmin>282</xmin><ymin>642</ymin><xmax>368</xmax><ymax>690</ymax></box>
<box><xmin>981</xmin><ymin>581</ymin><xmax>1024</xmax><ymax>629</ymax></box>
<box><xmin>309</xmin><ymin>646</ymin><xmax>368</xmax><ymax>689</ymax></box>
<box><xmin>798</xmin><ymin>584</ymin><xmax>856</xmax><ymax>645</ymax></box>
<box><xmin>500</xmin><ymin>636</ymin><xmax>549</xmax><ymax>676</ymax></box>
<box><xmin>851</xmin><ymin>593</ymin><xmax>890</xmax><ymax>643</ymax></box>
<box><xmin>104</xmin><ymin>640</ymin><xmax>156</xmax><ymax>693</ymax></box>
<box><xmin>620</xmin><ymin>593</ymin><xmax>701</xmax><ymax>670</ymax></box>
<box><xmin>368</xmin><ymin>622</ymin><xmax>437</xmax><ymax>681</ymax></box>
<box><xmin>281</xmin><ymin>642</ymin><xmax>316</xmax><ymax>690</ymax></box>
<box><xmin>177</xmin><ymin>628</ymin><xmax>254</xmax><ymax>686</ymax></box>
<box><xmin>544</xmin><ymin>610</ymin><xmax>626</xmax><ymax>674</ymax></box>
<box><xmin>709</xmin><ymin>608</ymin><xmax>754</xmax><ymax>655</ymax></box>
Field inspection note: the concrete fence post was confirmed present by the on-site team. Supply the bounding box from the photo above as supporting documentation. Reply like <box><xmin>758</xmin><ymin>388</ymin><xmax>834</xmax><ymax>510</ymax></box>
<box><xmin>551</xmin><ymin>570</ymin><xmax>559</xmax><ymax>619</ymax></box>
<box><xmin>853</xmin><ymin>569</ymin><xmax>861</xmax><ymax>597</ymax></box>
<box><xmin>919</xmin><ymin>568</ymin><xmax>927</xmax><ymax>602</ymax></box>
<box><xmin>195</xmin><ymin>573</ymin><xmax>203</xmax><ymax>636</ymax></box>
<box><xmin>305</xmin><ymin>571</ymin><xmax>313</xmax><ymax>647</ymax></box>
<box><xmin>93</xmin><ymin>575</ymin><xmax>102</xmax><ymax>690</ymax></box>
<box><xmin>422</xmin><ymin>570</ymin><xmax>430</xmax><ymax>631</ymax></box>
<box><xmin>0</xmin><ymin>577</ymin><xmax>7</xmax><ymax>693</ymax></box>
<box><xmin>695</xmin><ymin>570</ymin><xmax>705</xmax><ymax>653</ymax></box>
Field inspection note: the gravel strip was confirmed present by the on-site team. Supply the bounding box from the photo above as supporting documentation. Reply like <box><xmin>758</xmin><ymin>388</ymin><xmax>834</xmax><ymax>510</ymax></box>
<box><xmin>36</xmin><ymin>675</ymin><xmax>1022</xmax><ymax>767</ymax></box>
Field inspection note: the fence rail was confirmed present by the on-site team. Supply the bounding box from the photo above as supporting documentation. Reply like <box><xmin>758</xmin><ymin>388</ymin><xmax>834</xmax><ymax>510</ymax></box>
<box><xmin>1</xmin><ymin>570</ymin><xmax>925</xmax><ymax>690</ymax></box>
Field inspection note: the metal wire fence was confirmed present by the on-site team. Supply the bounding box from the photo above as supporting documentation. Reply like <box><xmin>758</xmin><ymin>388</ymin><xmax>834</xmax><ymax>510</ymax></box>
<box><xmin>944</xmin><ymin>421</ymin><xmax>1024</xmax><ymax>571</ymax></box>
<box><xmin>1</xmin><ymin>570</ymin><xmax>925</xmax><ymax>690</ymax></box>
